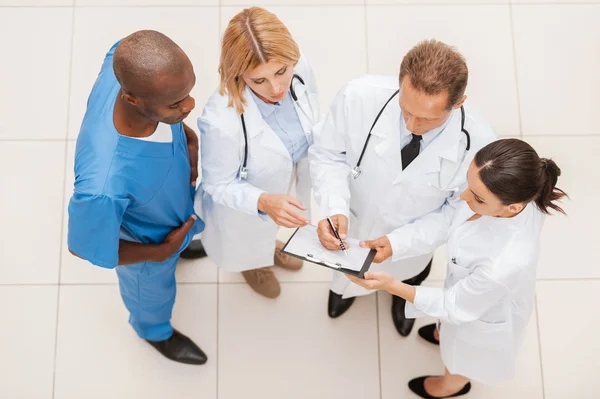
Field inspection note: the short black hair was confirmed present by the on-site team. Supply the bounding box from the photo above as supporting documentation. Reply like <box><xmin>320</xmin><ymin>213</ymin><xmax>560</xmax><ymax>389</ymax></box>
<box><xmin>113</xmin><ymin>30</ymin><xmax>187</xmax><ymax>99</ymax></box>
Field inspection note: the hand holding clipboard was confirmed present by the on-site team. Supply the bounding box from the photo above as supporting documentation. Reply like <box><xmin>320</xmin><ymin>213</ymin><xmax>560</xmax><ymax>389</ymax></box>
<box><xmin>280</xmin><ymin>224</ymin><xmax>375</xmax><ymax>278</ymax></box>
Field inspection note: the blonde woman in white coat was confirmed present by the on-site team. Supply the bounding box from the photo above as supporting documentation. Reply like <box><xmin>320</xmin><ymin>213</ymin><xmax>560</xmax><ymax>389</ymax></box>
<box><xmin>196</xmin><ymin>7</ymin><xmax>320</xmax><ymax>298</ymax></box>
<box><xmin>349</xmin><ymin>138</ymin><xmax>567</xmax><ymax>398</ymax></box>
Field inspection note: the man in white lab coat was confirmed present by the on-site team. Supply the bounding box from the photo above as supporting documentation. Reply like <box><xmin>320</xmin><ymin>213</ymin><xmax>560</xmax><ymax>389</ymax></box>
<box><xmin>309</xmin><ymin>40</ymin><xmax>497</xmax><ymax>337</ymax></box>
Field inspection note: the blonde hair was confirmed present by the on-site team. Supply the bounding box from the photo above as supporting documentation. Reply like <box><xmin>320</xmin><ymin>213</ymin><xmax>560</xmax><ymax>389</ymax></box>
<box><xmin>218</xmin><ymin>7</ymin><xmax>300</xmax><ymax>113</ymax></box>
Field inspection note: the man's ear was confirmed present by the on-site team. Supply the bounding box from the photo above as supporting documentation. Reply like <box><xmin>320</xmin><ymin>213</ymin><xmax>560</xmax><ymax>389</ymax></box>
<box><xmin>122</xmin><ymin>91</ymin><xmax>139</xmax><ymax>106</ymax></box>
<box><xmin>453</xmin><ymin>95</ymin><xmax>467</xmax><ymax>110</ymax></box>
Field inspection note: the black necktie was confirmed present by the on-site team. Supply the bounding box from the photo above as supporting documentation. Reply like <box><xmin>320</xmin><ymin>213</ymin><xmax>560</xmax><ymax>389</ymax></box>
<box><xmin>401</xmin><ymin>134</ymin><xmax>422</xmax><ymax>170</ymax></box>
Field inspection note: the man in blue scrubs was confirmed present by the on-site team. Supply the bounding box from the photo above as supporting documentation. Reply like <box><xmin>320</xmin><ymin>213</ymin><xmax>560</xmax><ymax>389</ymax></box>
<box><xmin>68</xmin><ymin>30</ymin><xmax>207</xmax><ymax>365</ymax></box>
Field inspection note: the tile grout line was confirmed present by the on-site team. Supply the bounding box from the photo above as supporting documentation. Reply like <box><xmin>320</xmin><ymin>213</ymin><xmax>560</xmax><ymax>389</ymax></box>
<box><xmin>508</xmin><ymin>1</ymin><xmax>524</xmax><ymax>138</ymax></box>
<box><xmin>3</xmin><ymin>276</ymin><xmax>600</xmax><ymax>287</ymax></box>
<box><xmin>375</xmin><ymin>292</ymin><xmax>383</xmax><ymax>399</ymax></box>
<box><xmin>534</xmin><ymin>294</ymin><xmax>547</xmax><ymax>399</ymax></box>
<box><xmin>1</xmin><ymin>2</ymin><xmax>598</xmax><ymax>7</ymax></box>
<box><xmin>51</xmin><ymin>4</ymin><xmax>76</xmax><ymax>399</ymax></box>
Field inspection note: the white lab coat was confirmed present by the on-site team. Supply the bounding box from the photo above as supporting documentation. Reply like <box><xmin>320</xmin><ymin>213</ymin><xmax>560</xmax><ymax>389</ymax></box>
<box><xmin>196</xmin><ymin>55</ymin><xmax>320</xmax><ymax>271</ymax></box>
<box><xmin>399</xmin><ymin>201</ymin><xmax>545</xmax><ymax>384</ymax></box>
<box><xmin>309</xmin><ymin>75</ymin><xmax>497</xmax><ymax>298</ymax></box>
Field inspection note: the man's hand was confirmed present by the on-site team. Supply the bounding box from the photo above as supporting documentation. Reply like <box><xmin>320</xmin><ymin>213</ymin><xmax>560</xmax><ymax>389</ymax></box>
<box><xmin>158</xmin><ymin>215</ymin><xmax>198</xmax><ymax>261</ymax></box>
<box><xmin>317</xmin><ymin>214</ymin><xmax>349</xmax><ymax>250</ymax></box>
<box><xmin>360</xmin><ymin>236</ymin><xmax>392</xmax><ymax>263</ymax></box>
<box><xmin>258</xmin><ymin>193</ymin><xmax>309</xmax><ymax>228</ymax></box>
<box><xmin>183</xmin><ymin>123</ymin><xmax>199</xmax><ymax>186</ymax></box>
<box><xmin>346</xmin><ymin>272</ymin><xmax>396</xmax><ymax>291</ymax></box>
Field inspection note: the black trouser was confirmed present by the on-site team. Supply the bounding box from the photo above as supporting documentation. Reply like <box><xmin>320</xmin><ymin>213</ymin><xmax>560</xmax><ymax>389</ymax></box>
<box><xmin>402</xmin><ymin>258</ymin><xmax>432</xmax><ymax>286</ymax></box>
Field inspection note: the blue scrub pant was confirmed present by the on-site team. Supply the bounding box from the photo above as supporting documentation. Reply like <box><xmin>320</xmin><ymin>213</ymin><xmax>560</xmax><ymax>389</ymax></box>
<box><xmin>115</xmin><ymin>256</ymin><xmax>178</xmax><ymax>341</ymax></box>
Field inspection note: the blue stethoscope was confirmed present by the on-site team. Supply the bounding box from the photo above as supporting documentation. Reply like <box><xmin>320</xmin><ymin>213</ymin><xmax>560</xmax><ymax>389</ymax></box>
<box><xmin>349</xmin><ymin>89</ymin><xmax>471</xmax><ymax>190</ymax></box>
<box><xmin>238</xmin><ymin>74</ymin><xmax>314</xmax><ymax>180</ymax></box>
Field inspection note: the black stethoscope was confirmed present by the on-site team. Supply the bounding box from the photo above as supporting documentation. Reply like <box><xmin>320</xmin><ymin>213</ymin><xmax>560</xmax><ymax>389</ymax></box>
<box><xmin>239</xmin><ymin>74</ymin><xmax>314</xmax><ymax>181</ymax></box>
<box><xmin>349</xmin><ymin>89</ymin><xmax>471</xmax><ymax>186</ymax></box>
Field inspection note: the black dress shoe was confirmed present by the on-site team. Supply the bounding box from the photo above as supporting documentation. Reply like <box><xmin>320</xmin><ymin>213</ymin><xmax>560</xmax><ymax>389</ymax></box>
<box><xmin>180</xmin><ymin>239</ymin><xmax>207</xmax><ymax>259</ymax></box>
<box><xmin>328</xmin><ymin>290</ymin><xmax>355</xmax><ymax>318</ymax></box>
<box><xmin>408</xmin><ymin>376</ymin><xmax>471</xmax><ymax>399</ymax></box>
<box><xmin>392</xmin><ymin>295</ymin><xmax>415</xmax><ymax>337</ymax></box>
<box><xmin>146</xmin><ymin>329</ymin><xmax>208</xmax><ymax>365</ymax></box>
<box><xmin>418</xmin><ymin>323</ymin><xmax>440</xmax><ymax>346</ymax></box>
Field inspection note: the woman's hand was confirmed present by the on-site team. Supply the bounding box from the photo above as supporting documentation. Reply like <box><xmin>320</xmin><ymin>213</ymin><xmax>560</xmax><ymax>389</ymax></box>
<box><xmin>346</xmin><ymin>271</ymin><xmax>396</xmax><ymax>292</ymax></box>
<box><xmin>258</xmin><ymin>193</ymin><xmax>309</xmax><ymax>228</ymax></box>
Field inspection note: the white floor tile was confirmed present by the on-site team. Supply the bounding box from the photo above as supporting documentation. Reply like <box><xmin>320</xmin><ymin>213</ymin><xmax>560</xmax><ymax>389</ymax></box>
<box><xmin>222</xmin><ymin>0</ymin><xmax>362</xmax><ymax>4</ymax></box>
<box><xmin>76</xmin><ymin>0</ymin><xmax>216</xmax><ymax>5</ymax></box>
<box><xmin>366</xmin><ymin>5</ymin><xmax>519</xmax><ymax>137</ymax></box>
<box><xmin>221</xmin><ymin>5</ymin><xmax>367</xmax><ymax>111</ymax></box>
<box><xmin>525</xmin><ymin>137</ymin><xmax>600</xmax><ymax>279</ymax></box>
<box><xmin>513</xmin><ymin>0</ymin><xmax>597</xmax><ymax>4</ymax></box>
<box><xmin>368</xmin><ymin>0</ymin><xmax>505</xmax><ymax>3</ymax></box>
<box><xmin>0</xmin><ymin>8</ymin><xmax>72</xmax><ymax>139</ymax></box>
<box><xmin>0</xmin><ymin>286</ymin><xmax>57</xmax><ymax>399</ymax></box>
<box><xmin>0</xmin><ymin>142</ymin><xmax>64</xmax><ymax>284</ymax></box>
<box><xmin>537</xmin><ymin>280</ymin><xmax>600</xmax><ymax>399</ymax></box>
<box><xmin>54</xmin><ymin>284</ymin><xmax>217</xmax><ymax>399</ymax></box>
<box><xmin>218</xmin><ymin>283</ymin><xmax>380</xmax><ymax>399</ymax></box>
<box><xmin>378</xmin><ymin>286</ymin><xmax>543</xmax><ymax>399</ymax></box>
<box><xmin>513</xmin><ymin>5</ymin><xmax>600</xmax><ymax>135</ymax></box>
<box><xmin>0</xmin><ymin>0</ymin><xmax>70</xmax><ymax>4</ymax></box>
<box><xmin>176</xmin><ymin>257</ymin><xmax>219</xmax><ymax>283</ymax></box>
<box><xmin>68</xmin><ymin>6</ymin><xmax>220</xmax><ymax>139</ymax></box>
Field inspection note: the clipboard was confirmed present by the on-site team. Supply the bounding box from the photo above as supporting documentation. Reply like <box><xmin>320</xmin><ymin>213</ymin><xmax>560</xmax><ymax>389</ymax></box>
<box><xmin>281</xmin><ymin>225</ymin><xmax>376</xmax><ymax>278</ymax></box>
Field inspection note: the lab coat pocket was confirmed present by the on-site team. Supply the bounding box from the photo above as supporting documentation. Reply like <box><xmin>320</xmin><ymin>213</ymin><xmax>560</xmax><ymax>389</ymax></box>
<box><xmin>461</xmin><ymin>319</ymin><xmax>511</xmax><ymax>349</ymax></box>
<box><xmin>447</xmin><ymin>261</ymin><xmax>470</xmax><ymax>279</ymax></box>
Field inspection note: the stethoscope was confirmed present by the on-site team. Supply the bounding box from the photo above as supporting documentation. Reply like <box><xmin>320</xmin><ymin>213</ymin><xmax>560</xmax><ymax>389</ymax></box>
<box><xmin>239</xmin><ymin>74</ymin><xmax>315</xmax><ymax>180</ymax></box>
<box><xmin>349</xmin><ymin>89</ymin><xmax>471</xmax><ymax>191</ymax></box>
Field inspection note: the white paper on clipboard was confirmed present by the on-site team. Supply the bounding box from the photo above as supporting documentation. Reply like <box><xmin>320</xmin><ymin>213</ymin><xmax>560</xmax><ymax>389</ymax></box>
<box><xmin>282</xmin><ymin>225</ymin><xmax>372</xmax><ymax>272</ymax></box>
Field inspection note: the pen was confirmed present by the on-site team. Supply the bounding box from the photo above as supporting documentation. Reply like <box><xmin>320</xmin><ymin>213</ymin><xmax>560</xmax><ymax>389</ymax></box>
<box><xmin>326</xmin><ymin>216</ymin><xmax>348</xmax><ymax>256</ymax></box>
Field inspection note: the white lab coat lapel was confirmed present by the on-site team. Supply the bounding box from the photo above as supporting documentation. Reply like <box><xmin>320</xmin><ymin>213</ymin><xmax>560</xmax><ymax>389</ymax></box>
<box><xmin>290</xmin><ymin>78</ymin><xmax>314</xmax><ymax>137</ymax></box>
<box><xmin>449</xmin><ymin>201</ymin><xmax>476</xmax><ymax>233</ymax></box>
<box><xmin>368</xmin><ymin>98</ymin><xmax>402</xmax><ymax>172</ymax></box>
<box><xmin>243</xmin><ymin>87</ymin><xmax>292</xmax><ymax>161</ymax></box>
<box><xmin>392</xmin><ymin>108</ymin><xmax>462</xmax><ymax>185</ymax></box>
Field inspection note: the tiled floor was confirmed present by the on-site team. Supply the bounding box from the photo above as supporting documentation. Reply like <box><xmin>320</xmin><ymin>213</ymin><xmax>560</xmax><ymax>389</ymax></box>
<box><xmin>0</xmin><ymin>1</ymin><xmax>598</xmax><ymax>398</ymax></box>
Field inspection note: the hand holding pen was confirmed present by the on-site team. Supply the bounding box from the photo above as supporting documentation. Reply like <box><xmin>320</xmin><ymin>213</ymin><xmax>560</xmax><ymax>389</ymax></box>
<box><xmin>327</xmin><ymin>217</ymin><xmax>348</xmax><ymax>256</ymax></box>
<box><xmin>316</xmin><ymin>214</ymin><xmax>350</xmax><ymax>254</ymax></box>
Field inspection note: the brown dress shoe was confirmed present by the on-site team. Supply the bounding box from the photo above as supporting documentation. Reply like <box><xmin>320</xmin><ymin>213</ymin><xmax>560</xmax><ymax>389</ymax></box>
<box><xmin>241</xmin><ymin>267</ymin><xmax>281</xmax><ymax>298</ymax></box>
<box><xmin>274</xmin><ymin>240</ymin><xmax>303</xmax><ymax>271</ymax></box>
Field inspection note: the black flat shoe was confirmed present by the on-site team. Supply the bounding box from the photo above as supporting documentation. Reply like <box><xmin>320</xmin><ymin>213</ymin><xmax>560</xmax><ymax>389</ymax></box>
<box><xmin>146</xmin><ymin>329</ymin><xmax>207</xmax><ymax>365</ymax></box>
<box><xmin>408</xmin><ymin>376</ymin><xmax>471</xmax><ymax>399</ymax></box>
<box><xmin>180</xmin><ymin>239</ymin><xmax>207</xmax><ymax>259</ymax></box>
<box><xmin>392</xmin><ymin>295</ymin><xmax>415</xmax><ymax>337</ymax></box>
<box><xmin>418</xmin><ymin>323</ymin><xmax>440</xmax><ymax>346</ymax></box>
<box><xmin>327</xmin><ymin>290</ymin><xmax>355</xmax><ymax>318</ymax></box>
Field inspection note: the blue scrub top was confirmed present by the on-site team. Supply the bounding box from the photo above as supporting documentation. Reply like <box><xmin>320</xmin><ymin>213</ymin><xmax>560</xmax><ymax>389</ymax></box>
<box><xmin>68</xmin><ymin>42</ymin><xmax>204</xmax><ymax>269</ymax></box>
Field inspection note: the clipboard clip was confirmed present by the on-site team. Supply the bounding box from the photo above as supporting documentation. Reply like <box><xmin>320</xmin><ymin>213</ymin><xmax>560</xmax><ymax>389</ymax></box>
<box><xmin>306</xmin><ymin>254</ymin><xmax>343</xmax><ymax>270</ymax></box>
